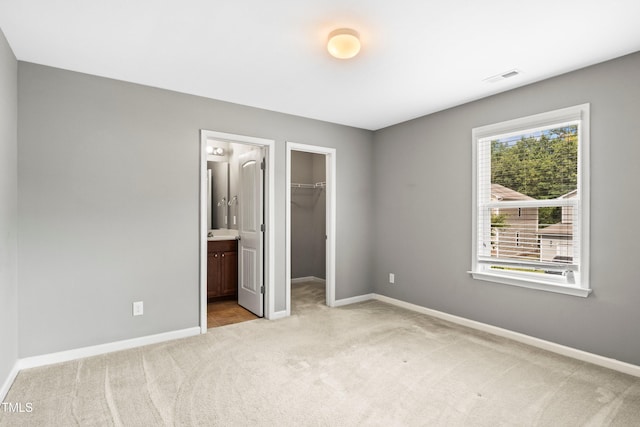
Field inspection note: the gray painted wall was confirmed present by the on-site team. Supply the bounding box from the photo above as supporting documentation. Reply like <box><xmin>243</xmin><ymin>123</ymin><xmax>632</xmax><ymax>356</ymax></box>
<box><xmin>17</xmin><ymin>62</ymin><xmax>373</xmax><ymax>357</ymax></box>
<box><xmin>13</xmin><ymin>44</ymin><xmax>639</xmax><ymax>368</ymax></box>
<box><xmin>372</xmin><ymin>51</ymin><xmax>640</xmax><ymax>365</ymax></box>
<box><xmin>0</xmin><ymin>29</ymin><xmax>18</xmax><ymax>390</ymax></box>
<box><xmin>291</xmin><ymin>151</ymin><xmax>326</xmax><ymax>279</ymax></box>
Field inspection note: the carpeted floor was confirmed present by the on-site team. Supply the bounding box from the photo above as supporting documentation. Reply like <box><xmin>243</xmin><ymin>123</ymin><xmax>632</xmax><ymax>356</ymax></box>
<box><xmin>2</xmin><ymin>282</ymin><xmax>640</xmax><ymax>426</ymax></box>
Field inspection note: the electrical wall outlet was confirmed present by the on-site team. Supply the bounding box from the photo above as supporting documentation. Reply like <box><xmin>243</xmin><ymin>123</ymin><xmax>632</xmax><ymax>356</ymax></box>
<box><xmin>389</xmin><ymin>273</ymin><xmax>395</xmax><ymax>284</ymax></box>
<box><xmin>133</xmin><ymin>301</ymin><xmax>144</xmax><ymax>316</ymax></box>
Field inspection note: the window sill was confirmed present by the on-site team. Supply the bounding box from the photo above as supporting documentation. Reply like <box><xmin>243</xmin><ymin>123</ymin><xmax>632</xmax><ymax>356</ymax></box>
<box><xmin>469</xmin><ymin>271</ymin><xmax>592</xmax><ymax>298</ymax></box>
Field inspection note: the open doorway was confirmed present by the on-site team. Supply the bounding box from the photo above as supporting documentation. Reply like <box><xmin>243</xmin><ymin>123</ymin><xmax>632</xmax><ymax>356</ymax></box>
<box><xmin>199</xmin><ymin>130</ymin><xmax>275</xmax><ymax>333</ymax></box>
<box><xmin>286</xmin><ymin>142</ymin><xmax>336</xmax><ymax>316</ymax></box>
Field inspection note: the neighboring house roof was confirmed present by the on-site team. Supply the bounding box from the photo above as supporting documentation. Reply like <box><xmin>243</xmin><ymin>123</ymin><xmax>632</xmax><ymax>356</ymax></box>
<box><xmin>558</xmin><ymin>189</ymin><xmax>578</xmax><ymax>199</ymax></box>
<box><xmin>537</xmin><ymin>223</ymin><xmax>573</xmax><ymax>236</ymax></box>
<box><xmin>491</xmin><ymin>183</ymin><xmax>535</xmax><ymax>201</ymax></box>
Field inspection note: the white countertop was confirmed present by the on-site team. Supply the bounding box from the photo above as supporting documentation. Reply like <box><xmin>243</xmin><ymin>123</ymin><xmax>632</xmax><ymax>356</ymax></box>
<box><xmin>207</xmin><ymin>235</ymin><xmax>238</xmax><ymax>241</ymax></box>
<box><xmin>207</xmin><ymin>229</ymin><xmax>239</xmax><ymax>241</ymax></box>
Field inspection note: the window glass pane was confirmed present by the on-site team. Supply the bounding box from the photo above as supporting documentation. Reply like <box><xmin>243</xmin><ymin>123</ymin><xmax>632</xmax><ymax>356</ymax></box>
<box><xmin>491</xmin><ymin>125</ymin><xmax>578</xmax><ymax>200</ymax></box>
<box><xmin>490</xmin><ymin>206</ymin><xmax>574</xmax><ymax>265</ymax></box>
<box><xmin>485</xmin><ymin>126</ymin><xmax>578</xmax><ymax>266</ymax></box>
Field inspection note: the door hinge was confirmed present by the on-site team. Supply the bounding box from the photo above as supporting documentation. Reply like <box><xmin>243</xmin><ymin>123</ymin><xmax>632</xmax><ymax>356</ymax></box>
<box><xmin>260</xmin><ymin>158</ymin><xmax>265</xmax><ymax>170</ymax></box>
<box><xmin>261</xmin><ymin>224</ymin><xmax>265</xmax><ymax>232</ymax></box>
<box><xmin>260</xmin><ymin>285</ymin><xmax>265</xmax><ymax>294</ymax></box>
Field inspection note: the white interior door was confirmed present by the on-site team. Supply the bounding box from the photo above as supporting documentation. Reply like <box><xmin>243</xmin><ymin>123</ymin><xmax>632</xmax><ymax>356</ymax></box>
<box><xmin>238</xmin><ymin>148</ymin><xmax>264</xmax><ymax>317</ymax></box>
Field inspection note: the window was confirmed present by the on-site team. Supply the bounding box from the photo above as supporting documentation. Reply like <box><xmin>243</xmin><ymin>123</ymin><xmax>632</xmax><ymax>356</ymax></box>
<box><xmin>471</xmin><ymin>104</ymin><xmax>590</xmax><ymax>297</ymax></box>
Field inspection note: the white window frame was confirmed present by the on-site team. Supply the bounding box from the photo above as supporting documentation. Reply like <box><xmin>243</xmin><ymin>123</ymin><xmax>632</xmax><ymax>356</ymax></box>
<box><xmin>471</xmin><ymin>104</ymin><xmax>591</xmax><ymax>297</ymax></box>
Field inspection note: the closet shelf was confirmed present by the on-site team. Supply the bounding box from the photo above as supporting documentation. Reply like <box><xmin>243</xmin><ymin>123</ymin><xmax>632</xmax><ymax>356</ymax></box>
<box><xmin>291</xmin><ymin>182</ymin><xmax>326</xmax><ymax>189</ymax></box>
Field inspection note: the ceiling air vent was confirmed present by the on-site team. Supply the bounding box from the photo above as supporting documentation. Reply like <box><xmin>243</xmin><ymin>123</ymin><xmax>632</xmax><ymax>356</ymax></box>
<box><xmin>483</xmin><ymin>69</ymin><xmax>521</xmax><ymax>83</ymax></box>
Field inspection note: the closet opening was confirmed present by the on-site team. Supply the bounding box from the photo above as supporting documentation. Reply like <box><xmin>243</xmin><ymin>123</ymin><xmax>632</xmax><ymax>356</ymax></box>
<box><xmin>286</xmin><ymin>142</ymin><xmax>336</xmax><ymax>315</ymax></box>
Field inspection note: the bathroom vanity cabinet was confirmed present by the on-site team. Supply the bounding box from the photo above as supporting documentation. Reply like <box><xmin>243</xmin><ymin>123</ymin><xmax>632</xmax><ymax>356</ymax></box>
<box><xmin>207</xmin><ymin>240</ymin><xmax>238</xmax><ymax>299</ymax></box>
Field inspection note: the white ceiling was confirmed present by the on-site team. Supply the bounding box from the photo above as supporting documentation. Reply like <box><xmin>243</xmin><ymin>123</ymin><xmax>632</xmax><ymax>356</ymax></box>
<box><xmin>1</xmin><ymin>1</ymin><xmax>639</xmax><ymax>130</ymax></box>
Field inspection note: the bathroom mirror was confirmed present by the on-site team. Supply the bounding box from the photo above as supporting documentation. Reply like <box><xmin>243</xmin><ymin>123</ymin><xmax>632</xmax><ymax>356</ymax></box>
<box><xmin>207</xmin><ymin>161</ymin><xmax>229</xmax><ymax>229</ymax></box>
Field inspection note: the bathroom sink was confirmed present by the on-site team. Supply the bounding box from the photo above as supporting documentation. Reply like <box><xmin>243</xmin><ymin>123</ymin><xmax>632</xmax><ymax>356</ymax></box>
<box><xmin>207</xmin><ymin>229</ymin><xmax>240</xmax><ymax>241</ymax></box>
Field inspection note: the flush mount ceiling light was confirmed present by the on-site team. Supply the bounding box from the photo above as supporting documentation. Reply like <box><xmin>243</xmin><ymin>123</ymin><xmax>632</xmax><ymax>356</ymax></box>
<box><xmin>327</xmin><ymin>28</ymin><xmax>361</xmax><ymax>59</ymax></box>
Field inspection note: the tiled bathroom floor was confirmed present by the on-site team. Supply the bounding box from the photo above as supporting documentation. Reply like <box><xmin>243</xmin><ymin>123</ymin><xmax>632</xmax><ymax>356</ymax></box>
<box><xmin>207</xmin><ymin>299</ymin><xmax>258</xmax><ymax>328</ymax></box>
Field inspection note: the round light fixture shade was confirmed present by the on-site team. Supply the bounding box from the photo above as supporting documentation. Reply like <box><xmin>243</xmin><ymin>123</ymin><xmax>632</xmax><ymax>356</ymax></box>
<box><xmin>327</xmin><ymin>28</ymin><xmax>361</xmax><ymax>59</ymax></box>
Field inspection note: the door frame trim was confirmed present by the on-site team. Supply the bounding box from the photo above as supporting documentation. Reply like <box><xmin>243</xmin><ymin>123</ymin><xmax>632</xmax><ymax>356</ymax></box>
<box><xmin>200</xmin><ymin>130</ymin><xmax>275</xmax><ymax>333</ymax></box>
<box><xmin>285</xmin><ymin>142</ymin><xmax>337</xmax><ymax>314</ymax></box>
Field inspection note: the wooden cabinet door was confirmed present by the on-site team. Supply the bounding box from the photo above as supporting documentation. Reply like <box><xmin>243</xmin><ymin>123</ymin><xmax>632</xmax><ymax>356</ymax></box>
<box><xmin>220</xmin><ymin>250</ymin><xmax>238</xmax><ymax>296</ymax></box>
<box><xmin>207</xmin><ymin>246</ymin><xmax>221</xmax><ymax>298</ymax></box>
<box><xmin>207</xmin><ymin>240</ymin><xmax>238</xmax><ymax>299</ymax></box>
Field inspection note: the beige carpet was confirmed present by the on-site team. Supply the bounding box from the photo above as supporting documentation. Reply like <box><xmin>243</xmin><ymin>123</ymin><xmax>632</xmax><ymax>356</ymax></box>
<box><xmin>2</xmin><ymin>282</ymin><xmax>640</xmax><ymax>426</ymax></box>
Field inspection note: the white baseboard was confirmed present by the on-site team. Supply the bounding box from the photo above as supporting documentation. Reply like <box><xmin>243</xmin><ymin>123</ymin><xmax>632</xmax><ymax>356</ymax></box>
<box><xmin>331</xmin><ymin>292</ymin><xmax>640</xmax><ymax>378</ymax></box>
<box><xmin>17</xmin><ymin>327</ymin><xmax>200</xmax><ymax>371</ymax></box>
<box><xmin>371</xmin><ymin>294</ymin><xmax>640</xmax><ymax>378</ymax></box>
<box><xmin>0</xmin><ymin>361</ymin><xmax>20</xmax><ymax>402</ymax></box>
<box><xmin>333</xmin><ymin>293</ymin><xmax>375</xmax><ymax>307</ymax></box>
<box><xmin>291</xmin><ymin>276</ymin><xmax>325</xmax><ymax>284</ymax></box>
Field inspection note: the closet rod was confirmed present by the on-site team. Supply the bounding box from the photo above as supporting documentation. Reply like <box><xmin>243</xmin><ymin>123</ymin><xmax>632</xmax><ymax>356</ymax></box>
<box><xmin>290</xmin><ymin>182</ymin><xmax>326</xmax><ymax>189</ymax></box>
